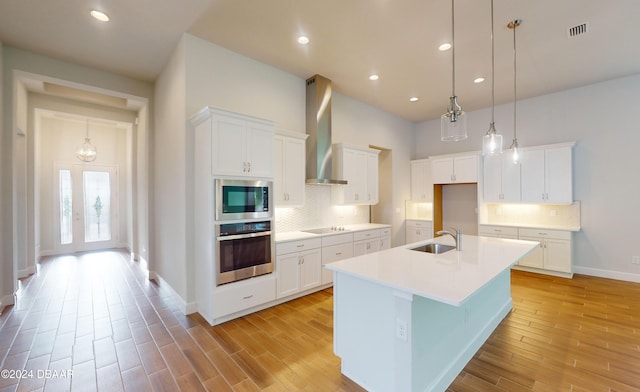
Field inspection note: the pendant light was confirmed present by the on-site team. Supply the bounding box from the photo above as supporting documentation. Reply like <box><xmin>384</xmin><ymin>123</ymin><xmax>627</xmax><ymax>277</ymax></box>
<box><xmin>441</xmin><ymin>0</ymin><xmax>468</xmax><ymax>142</ymax></box>
<box><xmin>76</xmin><ymin>119</ymin><xmax>97</xmax><ymax>162</ymax></box>
<box><xmin>482</xmin><ymin>0</ymin><xmax>503</xmax><ymax>155</ymax></box>
<box><xmin>508</xmin><ymin>19</ymin><xmax>522</xmax><ymax>164</ymax></box>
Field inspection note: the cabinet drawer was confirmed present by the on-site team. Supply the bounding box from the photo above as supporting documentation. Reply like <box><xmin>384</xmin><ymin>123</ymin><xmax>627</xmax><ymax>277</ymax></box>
<box><xmin>322</xmin><ymin>242</ymin><xmax>354</xmax><ymax>263</ymax></box>
<box><xmin>406</xmin><ymin>220</ymin><xmax>432</xmax><ymax>229</ymax></box>
<box><xmin>322</xmin><ymin>233</ymin><xmax>354</xmax><ymax>247</ymax></box>
<box><xmin>354</xmin><ymin>229</ymin><xmax>380</xmax><ymax>242</ymax></box>
<box><xmin>518</xmin><ymin>228</ymin><xmax>571</xmax><ymax>240</ymax></box>
<box><xmin>276</xmin><ymin>238</ymin><xmax>322</xmax><ymax>255</ymax></box>
<box><xmin>380</xmin><ymin>227</ymin><xmax>391</xmax><ymax>236</ymax></box>
<box><xmin>478</xmin><ymin>225</ymin><xmax>518</xmax><ymax>237</ymax></box>
<box><xmin>213</xmin><ymin>276</ymin><xmax>276</xmax><ymax>318</ymax></box>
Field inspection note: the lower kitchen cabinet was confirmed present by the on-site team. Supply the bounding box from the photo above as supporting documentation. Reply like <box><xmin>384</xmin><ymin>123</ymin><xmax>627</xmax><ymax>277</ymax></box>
<box><xmin>212</xmin><ymin>275</ymin><xmax>276</xmax><ymax>320</ymax></box>
<box><xmin>321</xmin><ymin>233</ymin><xmax>354</xmax><ymax>284</ymax></box>
<box><xmin>276</xmin><ymin>238</ymin><xmax>322</xmax><ymax>298</ymax></box>
<box><xmin>477</xmin><ymin>225</ymin><xmax>518</xmax><ymax>239</ymax></box>
<box><xmin>353</xmin><ymin>228</ymin><xmax>390</xmax><ymax>256</ymax></box>
<box><xmin>518</xmin><ymin>228</ymin><xmax>572</xmax><ymax>274</ymax></box>
<box><xmin>406</xmin><ymin>220</ymin><xmax>433</xmax><ymax>244</ymax></box>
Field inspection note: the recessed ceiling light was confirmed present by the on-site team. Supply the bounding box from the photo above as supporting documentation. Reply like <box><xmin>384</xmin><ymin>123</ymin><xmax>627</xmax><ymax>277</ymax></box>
<box><xmin>297</xmin><ymin>36</ymin><xmax>310</xmax><ymax>45</ymax></box>
<box><xmin>438</xmin><ymin>43</ymin><xmax>452</xmax><ymax>51</ymax></box>
<box><xmin>369</xmin><ymin>74</ymin><xmax>380</xmax><ymax>81</ymax></box>
<box><xmin>410</xmin><ymin>97</ymin><xmax>419</xmax><ymax>102</ymax></box>
<box><xmin>474</xmin><ymin>77</ymin><xmax>485</xmax><ymax>83</ymax></box>
<box><xmin>90</xmin><ymin>10</ymin><xmax>110</xmax><ymax>22</ymax></box>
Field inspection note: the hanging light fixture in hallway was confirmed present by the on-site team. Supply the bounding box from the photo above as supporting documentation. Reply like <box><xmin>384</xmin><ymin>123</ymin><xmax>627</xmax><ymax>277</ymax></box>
<box><xmin>76</xmin><ymin>119</ymin><xmax>97</xmax><ymax>162</ymax></box>
<box><xmin>482</xmin><ymin>0</ymin><xmax>503</xmax><ymax>155</ymax></box>
<box><xmin>441</xmin><ymin>0</ymin><xmax>468</xmax><ymax>142</ymax></box>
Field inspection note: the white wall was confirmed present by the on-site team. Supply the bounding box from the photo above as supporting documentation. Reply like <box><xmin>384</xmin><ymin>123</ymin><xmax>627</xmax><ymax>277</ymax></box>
<box><xmin>415</xmin><ymin>74</ymin><xmax>640</xmax><ymax>280</ymax></box>
<box><xmin>154</xmin><ymin>36</ymin><xmax>188</xmax><ymax>306</ymax></box>
<box><xmin>0</xmin><ymin>40</ymin><xmax>11</xmax><ymax>310</ymax></box>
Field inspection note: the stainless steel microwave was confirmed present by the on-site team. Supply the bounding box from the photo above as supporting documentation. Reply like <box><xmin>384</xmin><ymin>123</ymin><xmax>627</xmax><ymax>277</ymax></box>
<box><xmin>215</xmin><ymin>179</ymin><xmax>272</xmax><ymax>221</ymax></box>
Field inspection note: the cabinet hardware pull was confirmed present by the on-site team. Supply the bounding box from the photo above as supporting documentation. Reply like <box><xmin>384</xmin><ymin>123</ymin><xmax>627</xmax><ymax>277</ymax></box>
<box><xmin>243</xmin><ymin>295</ymin><xmax>253</xmax><ymax>300</ymax></box>
<box><xmin>297</xmin><ymin>244</ymin><xmax>304</xmax><ymax>248</ymax></box>
<box><xmin>247</xmin><ymin>162</ymin><xmax>251</xmax><ymax>172</ymax></box>
<box><xmin>336</xmin><ymin>252</ymin><xmax>342</xmax><ymax>255</ymax></box>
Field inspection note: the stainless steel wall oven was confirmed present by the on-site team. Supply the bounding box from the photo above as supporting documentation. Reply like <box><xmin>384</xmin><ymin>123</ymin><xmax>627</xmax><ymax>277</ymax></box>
<box><xmin>215</xmin><ymin>220</ymin><xmax>274</xmax><ymax>285</ymax></box>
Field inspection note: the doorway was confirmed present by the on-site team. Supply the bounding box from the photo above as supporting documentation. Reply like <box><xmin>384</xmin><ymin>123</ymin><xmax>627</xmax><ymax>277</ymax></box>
<box><xmin>55</xmin><ymin>164</ymin><xmax>118</xmax><ymax>253</ymax></box>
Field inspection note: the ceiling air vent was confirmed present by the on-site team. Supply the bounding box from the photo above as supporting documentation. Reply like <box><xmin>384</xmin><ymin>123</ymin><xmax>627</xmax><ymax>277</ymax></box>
<box><xmin>567</xmin><ymin>22</ymin><xmax>589</xmax><ymax>38</ymax></box>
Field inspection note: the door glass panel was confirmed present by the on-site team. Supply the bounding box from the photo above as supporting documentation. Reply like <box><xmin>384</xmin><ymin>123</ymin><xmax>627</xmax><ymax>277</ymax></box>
<box><xmin>59</xmin><ymin>170</ymin><xmax>73</xmax><ymax>245</ymax></box>
<box><xmin>83</xmin><ymin>171</ymin><xmax>111</xmax><ymax>242</ymax></box>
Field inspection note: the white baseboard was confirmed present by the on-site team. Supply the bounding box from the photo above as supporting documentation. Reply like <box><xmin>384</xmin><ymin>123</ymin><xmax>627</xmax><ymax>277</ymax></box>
<box><xmin>573</xmin><ymin>266</ymin><xmax>640</xmax><ymax>283</ymax></box>
<box><xmin>152</xmin><ymin>272</ymin><xmax>195</xmax><ymax>315</ymax></box>
<box><xmin>0</xmin><ymin>294</ymin><xmax>15</xmax><ymax>315</ymax></box>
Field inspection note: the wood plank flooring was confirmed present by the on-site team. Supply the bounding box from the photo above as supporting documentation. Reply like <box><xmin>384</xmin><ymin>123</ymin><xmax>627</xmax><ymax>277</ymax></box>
<box><xmin>1</xmin><ymin>250</ymin><xmax>639</xmax><ymax>391</ymax></box>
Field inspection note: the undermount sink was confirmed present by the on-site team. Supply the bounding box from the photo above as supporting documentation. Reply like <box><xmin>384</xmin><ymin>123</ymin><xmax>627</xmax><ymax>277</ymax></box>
<box><xmin>301</xmin><ymin>227</ymin><xmax>350</xmax><ymax>235</ymax></box>
<box><xmin>410</xmin><ymin>243</ymin><xmax>456</xmax><ymax>254</ymax></box>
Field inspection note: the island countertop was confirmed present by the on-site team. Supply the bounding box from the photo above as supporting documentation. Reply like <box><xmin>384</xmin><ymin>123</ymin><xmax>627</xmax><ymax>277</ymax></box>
<box><xmin>325</xmin><ymin>235</ymin><xmax>538</xmax><ymax>306</ymax></box>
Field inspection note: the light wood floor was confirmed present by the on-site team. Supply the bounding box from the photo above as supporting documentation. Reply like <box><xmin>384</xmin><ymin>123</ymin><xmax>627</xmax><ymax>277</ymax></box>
<box><xmin>0</xmin><ymin>251</ymin><xmax>639</xmax><ymax>391</ymax></box>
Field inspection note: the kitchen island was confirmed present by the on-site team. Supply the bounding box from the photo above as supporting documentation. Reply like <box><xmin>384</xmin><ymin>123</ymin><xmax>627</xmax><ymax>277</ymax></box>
<box><xmin>325</xmin><ymin>235</ymin><xmax>538</xmax><ymax>392</ymax></box>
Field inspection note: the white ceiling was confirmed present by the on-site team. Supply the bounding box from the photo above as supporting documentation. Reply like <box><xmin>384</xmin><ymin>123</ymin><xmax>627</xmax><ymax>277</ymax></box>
<box><xmin>1</xmin><ymin>0</ymin><xmax>639</xmax><ymax>122</ymax></box>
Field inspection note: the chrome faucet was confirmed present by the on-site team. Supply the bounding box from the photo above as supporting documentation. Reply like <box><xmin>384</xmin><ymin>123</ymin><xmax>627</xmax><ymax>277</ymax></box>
<box><xmin>436</xmin><ymin>228</ymin><xmax>462</xmax><ymax>251</ymax></box>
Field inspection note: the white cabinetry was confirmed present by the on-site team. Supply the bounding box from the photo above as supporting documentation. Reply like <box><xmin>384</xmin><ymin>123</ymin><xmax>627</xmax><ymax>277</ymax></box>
<box><xmin>332</xmin><ymin>144</ymin><xmax>380</xmax><ymax>205</ymax></box>
<box><xmin>410</xmin><ymin>159</ymin><xmax>433</xmax><ymax>202</ymax></box>
<box><xmin>432</xmin><ymin>154</ymin><xmax>478</xmax><ymax>184</ymax></box>
<box><xmin>274</xmin><ymin>131</ymin><xmax>307</xmax><ymax>206</ymax></box>
<box><xmin>478</xmin><ymin>225</ymin><xmax>518</xmax><ymax>239</ymax></box>
<box><xmin>406</xmin><ymin>220</ymin><xmax>433</xmax><ymax>244</ymax></box>
<box><xmin>212</xmin><ymin>276</ymin><xmax>276</xmax><ymax>320</ymax></box>
<box><xmin>193</xmin><ymin>107</ymin><xmax>274</xmax><ymax>178</ymax></box>
<box><xmin>520</xmin><ymin>145</ymin><xmax>573</xmax><ymax>204</ymax></box>
<box><xmin>321</xmin><ymin>233</ymin><xmax>354</xmax><ymax>284</ymax></box>
<box><xmin>353</xmin><ymin>229</ymin><xmax>389</xmax><ymax>256</ymax></box>
<box><xmin>276</xmin><ymin>238</ymin><xmax>322</xmax><ymax>298</ymax></box>
<box><xmin>483</xmin><ymin>154</ymin><xmax>521</xmax><ymax>202</ymax></box>
<box><xmin>517</xmin><ymin>228</ymin><xmax>572</xmax><ymax>274</ymax></box>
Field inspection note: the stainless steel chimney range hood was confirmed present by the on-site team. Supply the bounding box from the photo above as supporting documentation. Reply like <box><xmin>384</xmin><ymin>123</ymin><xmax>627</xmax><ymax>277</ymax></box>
<box><xmin>305</xmin><ymin>74</ymin><xmax>347</xmax><ymax>185</ymax></box>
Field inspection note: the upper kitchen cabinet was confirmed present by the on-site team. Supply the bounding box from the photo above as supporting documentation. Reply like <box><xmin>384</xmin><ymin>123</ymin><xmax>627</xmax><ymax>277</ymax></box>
<box><xmin>483</xmin><ymin>154</ymin><xmax>521</xmax><ymax>202</ymax></box>
<box><xmin>332</xmin><ymin>144</ymin><xmax>380</xmax><ymax>205</ymax></box>
<box><xmin>410</xmin><ymin>159</ymin><xmax>433</xmax><ymax>202</ymax></box>
<box><xmin>432</xmin><ymin>154</ymin><xmax>478</xmax><ymax>184</ymax></box>
<box><xmin>520</xmin><ymin>143</ymin><xmax>574</xmax><ymax>204</ymax></box>
<box><xmin>192</xmin><ymin>106</ymin><xmax>275</xmax><ymax>178</ymax></box>
<box><xmin>274</xmin><ymin>131</ymin><xmax>308</xmax><ymax>206</ymax></box>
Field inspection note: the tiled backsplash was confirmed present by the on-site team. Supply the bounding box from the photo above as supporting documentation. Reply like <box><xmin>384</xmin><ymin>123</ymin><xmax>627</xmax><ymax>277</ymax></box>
<box><xmin>482</xmin><ymin>202</ymin><xmax>581</xmax><ymax>229</ymax></box>
<box><xmin>274</xmin><ymin>185</ymin><xmax>370</xmax><ymax>232</ymax></box>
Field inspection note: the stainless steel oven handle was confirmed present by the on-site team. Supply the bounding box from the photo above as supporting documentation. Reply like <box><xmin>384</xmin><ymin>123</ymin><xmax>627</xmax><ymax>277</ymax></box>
<box><xmin>216</xmin><ymin>231</ymin><xmax>272</xmax><ymax>241</ymax></box>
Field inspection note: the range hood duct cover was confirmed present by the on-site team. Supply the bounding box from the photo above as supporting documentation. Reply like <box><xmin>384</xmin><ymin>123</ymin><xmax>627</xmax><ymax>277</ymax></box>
<box><xmin>305</xmin><ymin>74</ymin><xmax>347</xmax><ymax>185</ymax></box>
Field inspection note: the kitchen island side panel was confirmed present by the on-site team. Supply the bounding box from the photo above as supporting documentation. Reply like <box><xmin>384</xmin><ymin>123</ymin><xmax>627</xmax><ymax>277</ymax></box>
<box><xmin>333</xmin><ymin>269</ymin><xmax>512</xmax><ymax>392</ymax></box>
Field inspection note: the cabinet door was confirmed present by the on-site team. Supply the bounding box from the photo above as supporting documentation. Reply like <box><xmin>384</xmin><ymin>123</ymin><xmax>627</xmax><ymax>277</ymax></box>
<box><xmin>432</xmin><ymin>158</ymin><xmax>454</xmax><ymax>184</ymax></box>
<box><xmin>411</xmin><ymin>160</ymin><xmax>433</xmax><ymax>201</ymax></box>
<box><xmin>322</xmin><ymin>242</ymin><xmax>354</xmax><ymax>284</ymax></box>
<box><xmin>483</xmin><ymin>155</ymin><xmax>502</xmax><ymax>202</ymax></box>
<box><xmin>341</xmin><ymin>148</ymin><xmax>364</xmax><ymax>203</ymax></box>
<box><xmin>212</xmin><ymin>116</ymin><xmax>247</xmax><ymax>176</ymax></box>
<box><xmin>273</xmin><ymin>136</ymin><xmax>286</xmax><ymax>204</ymax></box>
<box><xmin>366</xmin><ymin>152</ymin><xmax>379</xmax><ymax>204</ymax></box>
<box><xmin>379</xmin><ymin>236</ymin><xmax>391</xmax><ymax>250</ymax></box>
<box><xmin>246</xmin><ymin>121</ymin><xmax>274</xmax><ymax>177</ymax></box>
<box><xmin>283</xmin><ymin>137</ymin><xmax>306</xmax><ymax>205</ymax></box>
<box><xmin>276</xmin><ymin>253</ymin><xmax>301</xmax><ymax>298</ymax></box>
<box><xmin>453</xmin><ymin>155</ymin><xmax>478</xmax><ymax>183</ymax></box>
<box><xmin>299</xmin><ymin>250</ymin><xmax>321</xmax><ymax>291</ymax></box>
<box><xmin>520</xmin><ymin>149</ymin><xmax>546</xmax><ymax>202</ymax></box>
<box><xmin>501</xmin><ymin>157</ymin><xmax>521</xmax><ymax>202</ymax></box>
<box><xmin>544</xmin><ymin>239</ymin><xmax>572</xmax><ymax>273</ymax></box>
<box><xmin>517</xmin><ymin>238</ymin><xmax>544</xmax><ymax>268</ymax></box>
<box><xmin>545</xmin><ymin>147</ymin><xmax>572</xmax><ymax>203</ymax></box>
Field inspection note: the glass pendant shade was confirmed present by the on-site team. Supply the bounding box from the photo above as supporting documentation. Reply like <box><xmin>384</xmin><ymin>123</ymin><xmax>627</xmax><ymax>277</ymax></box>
<box><xmin>482</xmin><ymin>123</ymin><xmax>503</xmax><ymax>155</ymax></box>
<box><xmin>441</xmin><ymin>96</ymin><xmax>468</xmax><ymax>141</ymax></box>
<box><xmin>76</xmin><ymin>138</ymin><xmax>97</xmax><ymax>162</ymax></box>
<box><xmin>510</xmin><ymin>139</ymin><xmax>520</xmax><ymax>164</ymax></box>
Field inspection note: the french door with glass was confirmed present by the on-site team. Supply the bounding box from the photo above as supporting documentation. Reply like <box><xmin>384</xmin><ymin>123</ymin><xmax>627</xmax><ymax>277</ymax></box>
<box><xmin>55</xmin><ymin>164</ymin><xmax>118</xmax><ymax>253</ymax></box>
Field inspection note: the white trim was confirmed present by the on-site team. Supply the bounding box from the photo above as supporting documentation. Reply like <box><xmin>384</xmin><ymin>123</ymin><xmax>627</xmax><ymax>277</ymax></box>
<box><xmin>152</xmin><ymin>272</ymin><xmax>195</xmax><ymax>315</ymax></box>
<box><xmin>0</xmin><ymin>295</ymin><xmax>16</xmax><ymax>314</ymax></box>
<box><xmin>573</xmin><ymin>266</ymin><xmax>640</xmax><ymax>283</ymax></box>
<box><xmin>17</xmin><ymin>266</ymin><xmax>35</xmax><ymax>278</ymax></box>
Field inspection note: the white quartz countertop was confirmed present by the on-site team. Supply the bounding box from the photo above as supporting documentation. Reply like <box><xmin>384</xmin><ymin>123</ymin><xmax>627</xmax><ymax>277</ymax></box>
<box><xmin>275</xmin><ymin>223</ymin><xmax>391</xmax><ymax>243</ymax></box>
<box><xmin>480</xmin><ymin>222</ymin><xmax>581</xmax><ymax>232</ymax></box>
<box><xmin>325</xmin><ymin>235</ymin><xmax>538</xmax><ymax>306</ymax></box>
